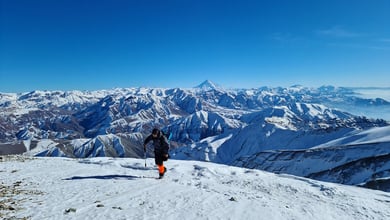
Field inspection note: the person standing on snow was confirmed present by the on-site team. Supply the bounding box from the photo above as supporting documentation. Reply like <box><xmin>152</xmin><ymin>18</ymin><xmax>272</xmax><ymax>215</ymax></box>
<box><xmin>144</xmin><ymin>128</ymin><xmax>169</xmax><ymax>178</ymax></box>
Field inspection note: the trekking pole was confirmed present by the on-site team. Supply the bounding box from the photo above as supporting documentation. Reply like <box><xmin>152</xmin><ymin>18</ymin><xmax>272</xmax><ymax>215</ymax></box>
<box><xmin>144</xmin><ymin>149</ymin><xmax>147</xmax><ymax>168</ymax></box>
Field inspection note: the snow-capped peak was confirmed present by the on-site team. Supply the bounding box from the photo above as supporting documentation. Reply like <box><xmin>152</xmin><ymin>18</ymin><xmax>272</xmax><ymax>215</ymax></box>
<box><xmin>194</xmin><ymin>80</ymin><xmax>220</xmax><ymax>91</ymax></box>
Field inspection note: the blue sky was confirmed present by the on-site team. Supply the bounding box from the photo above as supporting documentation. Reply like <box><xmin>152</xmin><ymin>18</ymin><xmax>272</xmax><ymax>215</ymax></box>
<box><xmin>1</xmin><ymin>0</ymin><xmax>389</xmax><ymax>92</ymax></box>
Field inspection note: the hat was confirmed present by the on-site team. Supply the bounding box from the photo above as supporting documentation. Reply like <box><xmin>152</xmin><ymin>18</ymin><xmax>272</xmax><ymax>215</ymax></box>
<box><xmin>152</xmin><ymin>128</ymin><xmax>160</xmax><ymax>135</ymax></box>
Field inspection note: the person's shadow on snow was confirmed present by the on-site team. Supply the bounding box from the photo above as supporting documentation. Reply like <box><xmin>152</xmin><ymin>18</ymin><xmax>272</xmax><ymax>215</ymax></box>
<box><xmin>63</xmin><ymin>174</ymin><xmax>140</xmax><ymax>180</ymax></box>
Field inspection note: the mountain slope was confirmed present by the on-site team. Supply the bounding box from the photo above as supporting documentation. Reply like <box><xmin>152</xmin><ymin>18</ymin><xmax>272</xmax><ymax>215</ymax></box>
<box><xmin>172</xmin><ymin>103</ymin><xmax>387</xmax><ymax>164</ymax></box>
<box><xmin>232</xmin><ymin>126</ymin><xmax>390</xmax><ymax>191</ymax></box>
<box><xmin>1</xmin><ymin>156</ymin><xmax>390</xmax><ymax>220</ymax></box>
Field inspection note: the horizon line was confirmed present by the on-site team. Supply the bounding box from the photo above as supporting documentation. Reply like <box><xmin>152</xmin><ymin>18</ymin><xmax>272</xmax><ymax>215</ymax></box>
<box><xmin>1</xmin><ymin>81</ymin><xmax>390</xmax><ymax>94</ymax></box>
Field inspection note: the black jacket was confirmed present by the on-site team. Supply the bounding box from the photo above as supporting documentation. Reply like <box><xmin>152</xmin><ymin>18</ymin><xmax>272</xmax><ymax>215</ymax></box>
<box><xmin>144</xmin><ymin>133</ymin><xmax>169</xmax><ymax>154</ymax></box>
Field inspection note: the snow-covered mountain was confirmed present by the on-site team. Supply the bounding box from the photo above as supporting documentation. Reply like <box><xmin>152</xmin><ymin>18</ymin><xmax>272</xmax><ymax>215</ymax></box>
<box><xmin>1</xmin><ymin>156</ymin><xmax>390</xmax><ymax>220</ymax></box>
<box><xmin>1</xmin><ymin>81</ymin><xmax>389</xmax><ymax>191</ymax></box>
<box><xmin>233</xmin><ymin>126</ymin><xmax>390</xmax><ymax>191</ymax></box>
<box><xmin>194</xmin><ymin>79</ymin><xmax>221</xmax><ymax>91</ymax></box>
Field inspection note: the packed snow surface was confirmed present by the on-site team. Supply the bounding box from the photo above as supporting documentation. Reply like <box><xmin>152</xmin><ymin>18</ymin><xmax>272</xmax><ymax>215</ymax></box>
<box><xmin>1</xmin><ymin>156</ymin><xmax>390</xmax><ymax>220</ymax></box>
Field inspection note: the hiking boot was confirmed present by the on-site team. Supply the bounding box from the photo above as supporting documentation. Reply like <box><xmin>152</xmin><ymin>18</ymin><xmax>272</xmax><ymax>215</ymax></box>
<box><xmin>159</xmin><ymin>167</ymin><xmax>167</xmax><ymax>178</ymax></box>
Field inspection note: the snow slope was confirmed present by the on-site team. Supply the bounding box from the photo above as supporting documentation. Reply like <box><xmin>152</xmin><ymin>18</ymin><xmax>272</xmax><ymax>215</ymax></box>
<box><xmin>1</xmin><ymin>156</ymin><xmax>390</xmax><ymax>220</ymax></box>
<box><xmin>232</xmin><ymin>126</ymin><xmax>390</xmax><ymax>190</ymax></box>
<box><xmin>313</xmin><ymin>126</ymin><xmax>390</xmax><ymax>148</ymax></box>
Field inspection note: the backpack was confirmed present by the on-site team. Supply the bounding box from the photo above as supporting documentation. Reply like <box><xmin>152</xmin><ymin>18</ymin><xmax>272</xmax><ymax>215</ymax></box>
<box><xmin>160</xmin><ymin>131</ymin><xmax>172</xmax><ymax>161</ymax></box>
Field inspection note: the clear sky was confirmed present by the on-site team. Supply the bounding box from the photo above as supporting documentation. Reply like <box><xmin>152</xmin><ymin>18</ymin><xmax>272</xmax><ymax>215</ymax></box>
<box><xmin>1</xmin><ymin>0</ymin><xmax>389</xmax><ymax>92</ymax></box>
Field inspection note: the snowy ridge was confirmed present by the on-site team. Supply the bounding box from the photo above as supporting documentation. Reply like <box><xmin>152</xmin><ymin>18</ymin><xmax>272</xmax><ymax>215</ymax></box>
<box><xmin>1</xmin><ymin>156</ymin><xmax>390</xmax><ymax>220</ymax></box>
<box><xmin>32</xmin><ymin>133</ymin><xmax>144</xmax><ymax>158</ymax></box>
<box><xmin>232</xmin><ymin>126</ymin><xmax>390</xmax><ymax>190</ymax></box>
<box><xmin>313</xmin><ymin>126</ymin><xmax>390</xmax><ymax>148</ymax></box>
<box><xmin>168</xmin><ymin>110</ymin><xmax>241</xmax><ymax>143</ymax></box>
<box><xmin>172</xmin><ymin>103</ymin><xmax>384</xmax><ymax>164</ymax></box>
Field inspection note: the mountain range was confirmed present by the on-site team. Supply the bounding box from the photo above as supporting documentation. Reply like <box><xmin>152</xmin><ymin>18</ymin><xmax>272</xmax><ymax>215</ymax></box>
<box><xmin>1</xmin><ymin>80</ymin><xmax>389</xmax><ymax>191</ymax></box>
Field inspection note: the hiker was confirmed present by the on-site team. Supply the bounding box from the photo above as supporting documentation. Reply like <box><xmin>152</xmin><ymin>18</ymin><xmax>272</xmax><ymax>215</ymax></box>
<box><xmin>144</xmin><ymin>128</ymin><xmax>170</xmax><ymax>178</ymax></box>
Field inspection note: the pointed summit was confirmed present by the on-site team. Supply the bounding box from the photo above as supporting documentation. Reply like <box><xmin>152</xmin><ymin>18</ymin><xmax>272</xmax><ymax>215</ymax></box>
<box><xmin>194</xmin><ymin>80</ymin><xmax>220</xmax><ymax>91</ymax></box>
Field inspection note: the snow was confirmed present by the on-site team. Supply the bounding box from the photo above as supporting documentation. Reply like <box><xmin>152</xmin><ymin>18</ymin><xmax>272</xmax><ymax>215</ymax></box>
<box><xmin>349</xmin><ymin>126</ymin><xmax>390</xmax><ymax>144</ymax></box>
<box><xmin>1</xmin><ymin>156</ymin><xmax>390</xmax><ymax>220</ymax></box>
<box><xmin>13</xmin><ymin>108</ymin><xmax>40</xmax><ymax>116</ymax></box>
<box><xmin>23</xmin><ymin>139</ymin><xmax>56</xmax><ymax>155</ymax></box>
<box><xmin>313</xmin><ymin>125</ymin><xmax>390</xmax><ymax>148</ymax></box>
<box><xmin>194</xmin><ymin>80</ymin><xmax>220</xmax><ymax>91</ymax></box>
